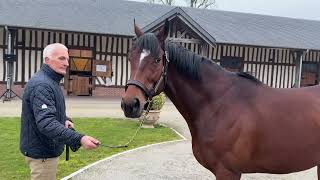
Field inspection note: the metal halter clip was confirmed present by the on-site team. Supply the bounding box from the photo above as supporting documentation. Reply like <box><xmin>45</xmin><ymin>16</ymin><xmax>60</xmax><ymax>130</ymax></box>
<box><xmin>165</xmin><ymin>50</ymin><xmax>170</xmax><ymax>63</ymax></box>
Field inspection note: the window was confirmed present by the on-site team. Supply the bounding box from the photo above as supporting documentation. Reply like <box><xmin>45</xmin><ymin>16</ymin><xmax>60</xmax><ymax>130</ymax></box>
<box><xmin>220</xmin><ymin>56</ymin><xmax>242</xmax><ymax>72</ymax></box>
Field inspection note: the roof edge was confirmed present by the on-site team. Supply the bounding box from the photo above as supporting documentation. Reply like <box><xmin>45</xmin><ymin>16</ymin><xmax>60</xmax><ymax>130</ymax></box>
<box><xmin>142</xmin><ymin>7</ymin><xmax>217</xmax><ymax>47</ymax></box>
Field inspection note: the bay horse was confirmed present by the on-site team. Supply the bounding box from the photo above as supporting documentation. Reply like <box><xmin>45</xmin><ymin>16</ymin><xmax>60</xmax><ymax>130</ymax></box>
<box><xmin>121</xmin><ymin>20</ymin><xmax>320</xmax><ymax>180</ymax></box>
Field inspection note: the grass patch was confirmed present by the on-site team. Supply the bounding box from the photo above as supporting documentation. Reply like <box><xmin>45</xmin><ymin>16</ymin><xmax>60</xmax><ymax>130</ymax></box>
<box><xmin>0</xmin><ymin>117</ymin><xmax>180</xmax><ymax>179</ymax></box>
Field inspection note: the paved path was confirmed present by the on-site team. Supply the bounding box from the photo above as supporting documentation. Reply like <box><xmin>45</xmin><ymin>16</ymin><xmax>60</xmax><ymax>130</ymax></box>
<box><xmin>70</xmin><ymin>141</ymin><xmax>213</xmax><ymax>180</ymax></box>
<box><xmin>68</xmin><ymin>140</ymin><xmax>316</xmax><ymax>180</ymax></box>
<box><xmin>1</xmin><ymin>97</ymin><xmax>317</xmax><ymax>179</ymax></box>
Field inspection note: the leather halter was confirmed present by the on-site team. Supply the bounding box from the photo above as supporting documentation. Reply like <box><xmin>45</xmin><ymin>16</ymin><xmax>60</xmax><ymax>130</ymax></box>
<box><xmin>125</xmin><ymin>50</ymin><xmax>169</xmax><ymax>100</ymax></box>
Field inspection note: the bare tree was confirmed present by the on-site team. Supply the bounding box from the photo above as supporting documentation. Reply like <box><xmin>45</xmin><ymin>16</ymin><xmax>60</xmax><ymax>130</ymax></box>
<box><xmin>146</xmin><ymin>0</ymin><xmax>216</xmax><ymax>9</ymax></box>
<box><xmin>147</xmin><ymin>0</ymin><xmax>174</xmax><ymax>5</ymax></box>
<box><xmin>160</xmin><ymin>0</ymin><xmax>174</xmax><ymax>5</ymax></box>
<box><xmin>187</xmin><ymin>0</ymin><xmax>216</xmax><ymax>9</ymax></box>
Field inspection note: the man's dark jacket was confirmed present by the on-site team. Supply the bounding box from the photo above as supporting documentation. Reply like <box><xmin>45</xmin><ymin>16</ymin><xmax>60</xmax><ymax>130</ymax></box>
<box><xmin>20</xmin><ymin>64</ymin><xmax>83</xmax><ymax>159</ymax></box>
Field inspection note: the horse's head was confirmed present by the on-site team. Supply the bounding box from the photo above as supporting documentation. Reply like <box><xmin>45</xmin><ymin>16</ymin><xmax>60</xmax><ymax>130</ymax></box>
<box><xmin>121</xmin><ymin>20</ymin><xmax>169</xmax><ymax>118</ymax></box>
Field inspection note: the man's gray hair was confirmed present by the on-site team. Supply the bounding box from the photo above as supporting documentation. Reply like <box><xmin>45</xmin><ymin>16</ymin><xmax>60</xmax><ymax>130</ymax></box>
<box><xmin>43</xmin><ymin>43</ymin><xmax>68</xmax><ymax>61</ymax></box>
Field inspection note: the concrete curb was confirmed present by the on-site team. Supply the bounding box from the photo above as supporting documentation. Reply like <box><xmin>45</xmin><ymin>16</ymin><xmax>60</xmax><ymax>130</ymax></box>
<box><xmin>159</xmin><ymin>123</ymin><xmax>187</xmax><ymax>141</ymax></box>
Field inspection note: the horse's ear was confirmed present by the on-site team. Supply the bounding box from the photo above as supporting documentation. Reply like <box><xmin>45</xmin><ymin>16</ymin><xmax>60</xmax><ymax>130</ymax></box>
<box><xmin>156</xmin><ymin>19</ymin><xmax>169</xmax><ymax>42</ymax></box>
<box><xmin>134</xmin><ymin>19</ymin><xmax>144</xmax><ymax>37</ymax></box>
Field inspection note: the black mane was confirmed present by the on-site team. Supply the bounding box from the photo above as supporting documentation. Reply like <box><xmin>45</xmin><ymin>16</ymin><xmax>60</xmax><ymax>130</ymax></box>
<box><xmin>165</xmin><ymin>41</ymin><xmax>204</xmax><ymax>80</ymax></box>
<box><xmin>134</xmin><ymin>34</ymin><xmax>204</xmax><ymax>80</ymax></box>
<box><xmin>236</xmin><ymin>72</ymin><xmax>262</xmax><ymax>84</ymax></box>
<box><xmin>134</xmin><ymin>34</ymin><xmax>262</xmax><ymax>84</ymax></box>
<box><xmin>134</xmin><ymin>33</ymin><xmax>160</xmax><ymax>58</ymax></box>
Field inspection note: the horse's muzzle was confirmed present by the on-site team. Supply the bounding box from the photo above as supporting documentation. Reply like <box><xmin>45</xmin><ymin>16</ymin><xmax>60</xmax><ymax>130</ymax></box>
<box><xmin>121</xmin><ymin>97</ymin><xmax>143</xmax><ymax>118</ymax></box>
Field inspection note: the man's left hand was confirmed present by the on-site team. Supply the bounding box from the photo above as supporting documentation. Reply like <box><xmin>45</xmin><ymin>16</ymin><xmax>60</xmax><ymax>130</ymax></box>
<box><xmin>65</xmin><ymin>120</ymin><xmax>74</xmax><ymax>129</ymax></box>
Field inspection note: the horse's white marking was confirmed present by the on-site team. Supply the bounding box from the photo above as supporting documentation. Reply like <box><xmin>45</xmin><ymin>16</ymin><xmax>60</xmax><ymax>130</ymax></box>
<box><xmin>139</xmin><ymin>49</ymin><xmax>150</xmax><ymax>63</ymax></box>
<box><xmin>134</xmin><ymin>49</ymin><xmax>151</xmax><ymax>79</ymax></box>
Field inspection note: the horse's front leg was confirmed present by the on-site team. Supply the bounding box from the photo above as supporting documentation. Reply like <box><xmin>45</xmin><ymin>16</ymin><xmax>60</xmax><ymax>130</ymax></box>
<box><xmin>214</xmin><ymin>164</ymin><xmax>241</xmax><ymax>180</ymax></box>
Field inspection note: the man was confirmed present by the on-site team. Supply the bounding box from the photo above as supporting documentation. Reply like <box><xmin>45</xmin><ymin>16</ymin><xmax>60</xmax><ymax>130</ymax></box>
<box><xmin>20</xmin><ymin>43</ymin><xmax>100</xmax><ymax>180</ymax></box>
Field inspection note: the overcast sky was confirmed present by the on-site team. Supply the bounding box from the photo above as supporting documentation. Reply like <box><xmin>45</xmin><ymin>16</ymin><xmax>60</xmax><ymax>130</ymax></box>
<box><xmin>129</xmin><ymin>0</ymin><xmax>320</xmax><ymax>21</ymax></box>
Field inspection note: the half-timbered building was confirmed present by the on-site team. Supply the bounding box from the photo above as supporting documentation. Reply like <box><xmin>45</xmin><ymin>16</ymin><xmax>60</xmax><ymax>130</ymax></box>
<box><xmin>1</xmin><ymin>0</ymin><xmax>320</xmax><ymax>97</ymax></box>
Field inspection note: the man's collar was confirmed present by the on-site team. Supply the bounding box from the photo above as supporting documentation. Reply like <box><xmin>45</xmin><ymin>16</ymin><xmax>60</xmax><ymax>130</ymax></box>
<box><xmin>41</xmin><ymin>64</ymin><xmax>64</xmax><ymax>83</ymax></box>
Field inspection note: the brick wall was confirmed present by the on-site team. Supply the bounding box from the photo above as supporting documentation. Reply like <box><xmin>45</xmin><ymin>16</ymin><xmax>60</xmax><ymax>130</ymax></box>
<box><xmin>94</xmin><ymin>86</ymin><xmax>125</xmax><ymax>97</ymax></box>
<box><xmin>0</xmin><ymin>84</ymin><xmax>24</xmax><ymax>98</ymax></box>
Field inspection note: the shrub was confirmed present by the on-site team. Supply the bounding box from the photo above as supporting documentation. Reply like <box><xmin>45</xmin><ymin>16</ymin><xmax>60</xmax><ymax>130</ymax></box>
<box><xmin>150</xmin><ymin>92</ymin><xmax>166</xmax><ymax>110</ymax></box>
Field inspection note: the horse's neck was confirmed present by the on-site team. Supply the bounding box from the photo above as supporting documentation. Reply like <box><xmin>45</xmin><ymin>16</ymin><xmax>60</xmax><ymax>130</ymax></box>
<box><xmin>164</xmin><ymin>61</ymin><xmax>234</xmax><ymax>128</ymax></box>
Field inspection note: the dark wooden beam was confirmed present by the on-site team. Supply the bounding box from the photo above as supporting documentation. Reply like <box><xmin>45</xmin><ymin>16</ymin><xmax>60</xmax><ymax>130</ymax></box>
<box><xmin>120</xmin><ymin>38</ymin><xmax>124</xmax><ymax>85</ymax></box>
<box><xmin>34</xmin><ymin>30</ymin><xmax>38</xmax><ymax>73</ymax></box>
<box><xmin>2</xmin><ymin>29</ymin><xmax>6</xmax><ymax>82</ymax></box>
<box><xmin>21</xmin><ymin>29</ymin><xmax>25</xmax><ymax>87</ymax></box>
<box><xmin>99</xmin><ymin>35</ymin><xmax>102</xmax><ymax>60</ymax></box>
<box><xmin>15</xmin><ymin>29</ymin><xmax>19</xmax><ymax>82</ymax></box>
<box><xmin>28</xmin><ymin>30</ymin><xmax>32</xmax><ymax>80</ymax></box>
<box><xmin>317</xmin><ymin>63</ymin><xmax>320</xmax><ymax>85</ymax></box>
<box><xmin>168</xmin><ymin>38</ymin><xmax>202</xmax><ymax>44</ymax></box>
<box><xmin>115</xmin><ymin>37</ymin><xmax>119</xmax><ymax>85</ymax></box>
<box><xmin>126</xmin><ymin>38</ymin><xmax>130</xmax><ymax>83</ymax></box>
<box><xmin>77</xmin><ymin>34</ymin><xmax>80</xmax><ymax>46</ymax></box>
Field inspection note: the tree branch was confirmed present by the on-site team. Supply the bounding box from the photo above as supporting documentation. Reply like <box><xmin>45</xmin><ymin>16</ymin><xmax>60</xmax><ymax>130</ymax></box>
<box><xmin>197</xmin><ymin>0</ymin><xmax>207</xmax><ymax>8</ymax></box>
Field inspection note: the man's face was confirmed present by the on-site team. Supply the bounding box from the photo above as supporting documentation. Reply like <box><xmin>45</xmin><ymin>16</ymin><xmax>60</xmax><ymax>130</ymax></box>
<box><xmin>45</xmin><ymin>47</ymin><xmax>69</xmax><ymax>75</ymax></box>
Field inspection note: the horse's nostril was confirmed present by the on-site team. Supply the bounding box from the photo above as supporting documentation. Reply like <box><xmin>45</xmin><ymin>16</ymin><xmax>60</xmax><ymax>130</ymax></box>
<box><xmin>133</xmin><ymin>97</ymin><xmax>140</xmax><ymax>108</ymax></box>
<box><xmin>121</xmin><ymin>99</ymin><xmax>125</xmax><ymax>110</ymax></box>
<box><xmin>121</xmin><ymin>97</ymin><xmax>142</xmax><ymax>118</ymax></box>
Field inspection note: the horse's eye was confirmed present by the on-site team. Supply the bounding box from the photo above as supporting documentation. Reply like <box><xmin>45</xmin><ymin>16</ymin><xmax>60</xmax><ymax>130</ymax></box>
<box><xmin>155</xmin><ymin>57</ymin><xmax>161</xmax><ymax>64</ymax></box>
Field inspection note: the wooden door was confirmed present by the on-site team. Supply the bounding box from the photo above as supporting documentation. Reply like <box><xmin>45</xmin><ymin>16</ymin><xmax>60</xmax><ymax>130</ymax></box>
<box><xmin>66</xmin><ymin>48</ymin><xmax>94</xmax><ymax>96</ymax></box>
<box><xmin>301</xmin><ymin>62</ymin><xmax>319</xmax><ymax>87</ymax></box>
<box><xmin>301</xmin><ymin>72</ymin><xmax>317</xmax><ymax>87</ymax></box>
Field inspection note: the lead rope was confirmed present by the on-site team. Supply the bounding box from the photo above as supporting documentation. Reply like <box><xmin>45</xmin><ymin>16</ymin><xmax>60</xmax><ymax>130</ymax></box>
<box><xmin>97</xmin><ymin>98</ymin><xmax>152</xmax><ymax>148</ymax></box>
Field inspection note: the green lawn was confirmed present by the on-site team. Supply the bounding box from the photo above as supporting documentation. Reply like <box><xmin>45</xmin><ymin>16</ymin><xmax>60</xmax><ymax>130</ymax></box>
<box><xmin>0</xmin><ymin>117</ymin><xmax>180</xmax><ymax>180</ymax></box>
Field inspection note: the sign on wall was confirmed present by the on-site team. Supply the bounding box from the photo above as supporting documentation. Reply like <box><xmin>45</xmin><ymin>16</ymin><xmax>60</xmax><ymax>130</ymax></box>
<box><xmin>93</xmin><ymin>60</ymin><xmax>112</xmax><ymax>77</ymax></box>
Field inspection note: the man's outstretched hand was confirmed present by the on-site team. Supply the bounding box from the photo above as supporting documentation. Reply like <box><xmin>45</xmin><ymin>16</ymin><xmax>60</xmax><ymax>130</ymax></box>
<box><xmin>80</xmin><ymin>136</ymin><xmax>100</xmax><ymax>150</ymax></box>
